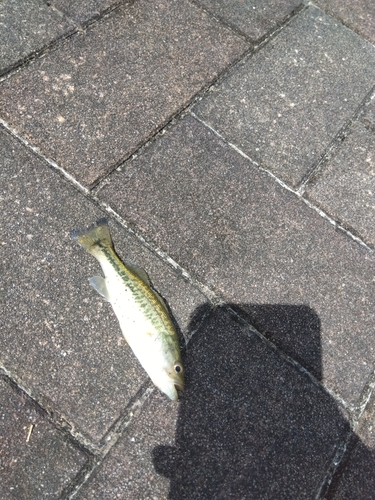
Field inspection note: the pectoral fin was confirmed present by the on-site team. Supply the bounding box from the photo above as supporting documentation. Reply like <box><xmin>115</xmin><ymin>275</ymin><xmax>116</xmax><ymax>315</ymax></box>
<box><xmin>89</xmin><ymin>275</ymin><xmax>110</xmax><ymax>301</ymax></box>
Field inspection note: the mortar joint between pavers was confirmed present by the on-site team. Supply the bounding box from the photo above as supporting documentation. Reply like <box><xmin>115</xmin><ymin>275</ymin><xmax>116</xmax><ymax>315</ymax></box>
<box><xmin>308</xmin><ymin>0</ymin><xmax>375</xmax><ymax>45</ymax></box>
<box><xmin>190</xmin><ymin>0</ymin><xmax>308</xmax><ymax>45</ymax></box>
<box><xmin>90</xmin><ymin>43</ymin><xmax>254</xmax><ymax>191</ymax></box>
<box><xmin>225</xmin><ymin>305</ymin><xmax>357</xmax><ymax>420</ymax></box>
<box><xmin>350</xmin><ymin>369</ymin><xmax>375</xmax><ymax>427</ymax></box>
<box><xmin>0</xmin><ymin>119</ymin><xmax>90</xmax><ymax>196</ymax></box>
<box><xmin>0</xmin><ymin>0</ymin><xmax>139</xmax><ymax>81</ymax></box>
<box><xmin>301</xmin><ymin>197</ymin><xmax>374</xmax><ymax>254</ymax></box>
<box><xmin>90</xmin><ymin>196</ymin><xmax>224</xmax><ymax>306</ymax></box>
<box><xmin>65</xmin><ymin>383</ymin><xmax>155</xmax><ymax>500</ymax></box>
<box><xmin>190</xmin><ymin>112</ymin><xmax>374</xmax><ymax>254</ymax></box>
<box><xmin>0</xmin><ymin>29</ymin><xmax>78</xmax><ymax>81</ymax></box>
<box><xmin>314</xmin><ymin>426</ymin><xmax>354</xmax><ymax>500</ymax></box>
<box><xmin>299</xmin><ymin>83</ymin><xmax>375</xmax><ymax>192</ymax></box>
<box><xmin>0</xmin><ymin>365</ymin><xmax>98</xmax><ymax>457</ymax></box>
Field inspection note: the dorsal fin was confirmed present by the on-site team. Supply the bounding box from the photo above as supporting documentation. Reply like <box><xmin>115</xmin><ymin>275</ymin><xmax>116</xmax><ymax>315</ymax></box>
<box><xmin>152</xmin><ymin>289</ymin><xmax>169</xmax><ymax>313</ymax></box>
<box><xmin>124</xmin><ymin>260</ymin><xmax>151</xmax><ymax>286</ymax></box>
<box><xmin>124</xmin><ymin>260</ymin><xmax>169</xmax><ymax>313</ymax></box>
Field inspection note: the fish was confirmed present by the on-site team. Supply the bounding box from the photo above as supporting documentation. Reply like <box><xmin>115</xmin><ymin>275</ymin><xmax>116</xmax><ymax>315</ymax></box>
<box><xmin>70</xmin><ymin>218</ymin><xmax>184</xmax><ymax>401</ymax></box>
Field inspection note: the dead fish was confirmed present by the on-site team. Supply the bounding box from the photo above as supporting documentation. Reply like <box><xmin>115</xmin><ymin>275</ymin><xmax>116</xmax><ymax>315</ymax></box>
<box><xmin>70</xmin><ymin>218</ymin><xmax>184</xmax><ymax>401</ymax></box>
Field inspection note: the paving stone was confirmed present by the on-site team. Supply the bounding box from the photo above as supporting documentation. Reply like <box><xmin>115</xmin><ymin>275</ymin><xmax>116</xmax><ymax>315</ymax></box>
<box><xmin>98</xmin><ymin>114</ymin><xmax>375</xmax><ymax>406</ymax></box>
<box><xmin>77</xmin><ymin>306</ymin><xmax>350</xmax><ymax>499</ymax></box>
<box><xmin>0</xmin><ymin>375</ymin><xmax>88</xmax><ymax>500</ymax></box>
<box><xmin>0</xmin><ymin>0</ymin><xmax>74</xmax><ymax>75</ymax></box>
<box><xmin>327</xmin><ymin>389</ymin><xmax>375</xmax><ymax>499</ymax></box>
<box><xmin>49</xmin><ymin>0</ymin><xmax>125</xmax><ymax>25</ymax></box>
<box><xmin>305</xmin><ymin>100</ymin><xmax>375</xmax><ymax>249</ymax></box>
<box><xmin>0</xmin><ymin>127</ymin><xmax>206</xmax><ymax>444</ymax></box>
<box><xmin>194</xmin><ymin>5</ymin><xmax>375</xmax><ymax>188</ymax></box>
<box><xmin>315</xmin><ymin>0</ymin><xmax>375</xmax><ymax>44</ymax></box>
<box><xmin>76</xmin><ymin>390</ymin><xmax>178</xmax><ymax>499</ymax></box>
<box><xmin>195</xmin><ymin>0</ymin><xmax>301</xmax><ymax>40</ymax></box>
<box><xmin>0</xmin><ymin>0</ymin><xmax>248</xmax><ymax>187</ymax></box>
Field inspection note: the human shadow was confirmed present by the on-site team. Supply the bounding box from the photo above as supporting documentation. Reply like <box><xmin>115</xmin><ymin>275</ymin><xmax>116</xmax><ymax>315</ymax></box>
<box><xmin>153</xmin><ymin>304</ymin><xmax>375</xmax><ymax>499</ymax></box>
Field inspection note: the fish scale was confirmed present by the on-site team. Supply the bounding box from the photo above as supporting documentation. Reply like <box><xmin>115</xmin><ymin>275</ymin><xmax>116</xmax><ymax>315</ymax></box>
<box><xmin>70</xmin><ymin>218</ymin><xmax>184</xmax><ymax>401</ymax></box>
<box><xmin>100</xmin><ymin>244</ymin><xmax>167</xmax><ymax>331</ymax></box>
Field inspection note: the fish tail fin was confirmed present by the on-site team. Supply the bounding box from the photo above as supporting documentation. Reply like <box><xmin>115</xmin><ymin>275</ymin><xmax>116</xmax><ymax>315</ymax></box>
<box><xmin>70</xmin><ymin>218</ymin><xmax>113</xmax><ymax>255</ymax></box>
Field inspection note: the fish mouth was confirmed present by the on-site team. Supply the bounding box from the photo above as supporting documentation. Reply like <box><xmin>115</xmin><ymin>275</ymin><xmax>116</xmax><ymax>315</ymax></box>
<box><xmin>174</xmin><ymin>380</ymin><xmax>185</xmax><ymax>392</ymax></box>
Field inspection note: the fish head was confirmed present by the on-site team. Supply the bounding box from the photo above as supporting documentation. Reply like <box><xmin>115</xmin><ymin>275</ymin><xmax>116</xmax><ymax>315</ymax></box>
<box><xmin>154</xmin><ymin>359</ymin><xmax>185</xmax><ymax>401</ymax></box>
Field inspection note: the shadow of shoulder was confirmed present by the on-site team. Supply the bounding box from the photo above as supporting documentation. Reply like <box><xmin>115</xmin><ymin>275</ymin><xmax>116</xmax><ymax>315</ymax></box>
<box><xmin>153</xmin><ymin>303</ymin><xmax>374</xmax><ymax>499</ymax></box>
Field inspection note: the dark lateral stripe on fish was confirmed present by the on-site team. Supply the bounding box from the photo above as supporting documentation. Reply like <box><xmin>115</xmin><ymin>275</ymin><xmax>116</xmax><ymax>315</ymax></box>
<box><xmin>71</xmin><ymin>218</ymin><xmax>184</xmax><ymax>399</ymax></box>
<box><xmin>72</xmin><ymin>220</ymin><xmax>172</xmax><ymax>334</ymax></box>
<box><xmin>93</xmin><ymin>239</ymin><xmax>173</xmax><ymax>330</ymax></box>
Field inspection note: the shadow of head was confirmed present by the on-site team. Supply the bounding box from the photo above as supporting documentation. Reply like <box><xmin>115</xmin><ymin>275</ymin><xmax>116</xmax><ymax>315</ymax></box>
<box><xmin>152</xmin><ymin>304</ymin><xmax>374</xmax><ymax>499</ymax></box>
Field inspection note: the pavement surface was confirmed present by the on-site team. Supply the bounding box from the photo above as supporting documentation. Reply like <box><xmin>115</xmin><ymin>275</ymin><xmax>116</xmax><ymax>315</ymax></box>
<box><xmin>1</xmin><ymin>1</ymin><xmax>375</xmax><ymax>499</ymax></box>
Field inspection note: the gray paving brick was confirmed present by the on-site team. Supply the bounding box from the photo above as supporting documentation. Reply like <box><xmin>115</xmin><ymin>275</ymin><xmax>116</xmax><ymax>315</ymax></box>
<box><xmin>194</xmin><ymin>5</ymin><xmax>375</xmax><ymax>188</ymax></box>
<box><xmin>97</xmin><ymin>114</ymin><xmax>375</xmax><ymax>405</ymax></box>
<box><xmin>76</xmin><ymin>390</ymin><xmax>177</xmax><ymax>499</ymax></box>
<box><xmin>0</xmin><ymin>127</ymin><xmax>206</xmax><ymax>443</ymax></box>
<box><xmin>315</xmin><ymin>0</ymin><xmax>375</xmax><ymax>44</ymax></box>
<box><xmin>195</xmin><ymin>0</ymin><xmax>302</xmax><ymax>40</ymax></box>
<box><xmin>305</xmin><ymin>100</ymin><xmax>375</xmax><ymax>249</ymax></box>
<box><xmin>0</xmin><ymin>375</ymin><xmax>88</xmax><ymax>500</ymax></box>
<box><xmin>49</xmin><ymin>0</ymin><xmax>125</xmax><ymax>25</ymax></box>
<box><xmin>76</xmin><ymin>307</ymin><xmax>349</xmax><ymax>499</ymax></box>
<box><xmin>0</xmin><ymin>0</ymin><xmax>74</xmax><ymax>75</ymax></box>
<box><xmin>0</xmin><ymin>0</ymin><xmax>248</xmax><ymax>187</ymax></box>
<box><xmin>327</xmin><ymin>389</ymin><xmax>375</xmax><ymax>499</ymax></box>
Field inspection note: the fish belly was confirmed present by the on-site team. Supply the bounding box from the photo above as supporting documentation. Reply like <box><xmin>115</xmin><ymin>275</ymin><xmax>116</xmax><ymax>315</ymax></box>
<box><xmin>105</xmin><ymin>273</ymin><xmax>169</xmax><ymax>377</ymax></box>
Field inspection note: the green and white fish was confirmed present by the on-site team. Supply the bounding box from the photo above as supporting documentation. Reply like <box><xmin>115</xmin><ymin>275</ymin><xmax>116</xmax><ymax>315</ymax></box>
<box><xmin>70</xmin><ymin>219</ymin><xmax>184</xmax><ymax>401</ymax></box>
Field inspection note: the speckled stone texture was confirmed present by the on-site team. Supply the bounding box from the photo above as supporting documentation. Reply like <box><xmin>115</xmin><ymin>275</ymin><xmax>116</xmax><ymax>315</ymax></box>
<box><xmin>0</xmin><ymin>0</ymin><xmax>74</xmax><ymax>75</ymax></box>
<box><xmin>194</xmin><ymin>5</ymin><xmax>375</xmax><ymax>188</ymax></box>
<box><xmin>1</xmin><ymin>1</ymin><xmax>375</xmax><ymax>497</ymax></box>
<box><xmin>195</xmin><ymin>0</ymin><xmax>302</xmax><ymax>40</ymax></box>
<box><xmin>49</xmin><ymin>0</ymin><xmax>126</xmax><ymax>25</ymax></box>
<box><xmin>97</xmin><ymin>114</ymin><xmax>375</xmax><ymax>406</ymax></box>
<box><xmin>75</xmin><ymin>390</ymin><xmax>179</xmax><ymax>499</ymax></box>
<box><xmin>326</xmin><ymin>390</ymin><xmax>375</xmax><ymax>499</ymax></box>
<box><xmin>76</xmin><ymin>306</ymin><xmax>350</xmax><ymax>499</ymax></box>
<box><xmin>0</xmin><ymin>375</ymin><xmax>88</xmax><ymax>500</ymax></box>
<box><xmin>0</xmin><ymin>127</ymin><xmax>206</xmax><ymax>443</ymax></box>
<box><xmin>0</xmin><ymin>0</ymin><xmax>248</xmax><ymax>187</ymax></box>
<box><xmin>305</xmin><ymin>100</ymin><xmax>375</xmax><ymax>249</ymax></box>
<box><xmin>315</xmin><ymin>0</ymin><xmax>375</xmax><ymax>44</ymax></box>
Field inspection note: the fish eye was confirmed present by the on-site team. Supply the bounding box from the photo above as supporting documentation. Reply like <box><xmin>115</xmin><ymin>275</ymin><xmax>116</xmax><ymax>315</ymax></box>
<box><xmin>174</xmin><ymin>363</ymin><xmax>182</xmax><ymax>373</ymax></box>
